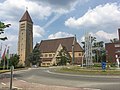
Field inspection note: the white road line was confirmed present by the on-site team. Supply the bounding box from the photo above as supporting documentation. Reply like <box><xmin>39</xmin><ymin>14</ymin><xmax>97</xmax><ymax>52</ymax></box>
<box><xmin>14</xmin><ymin>78</ymin><xmax>17</xmax><ymax>80</ymax></box>
<box><xmin>83</xmin><ymin>88</ymin><xmax>101</xmax><ymax>90</ymax></box>
<box><xmin>1</xmin><ymin>82</ymin><xmax>6</xmax><ymax>86</ymax></box>
<box><xmin>20</xmin><ymin>80</ymin><xmax>27</xmax><ymax>82</ymax></box>
<box><xmin>46</xmin><ymin>70</ymin><xmax>98</xmax><ymax>77</ymax></box>
<box><xmin>13</xmin><ymin>86</ymin><xmax>22</xmax><ymax>90</ymax></box>
<box><xmin>46</xmin><ymin>70</ymin><xmax>120</xmax><ymax>78</ymax></box>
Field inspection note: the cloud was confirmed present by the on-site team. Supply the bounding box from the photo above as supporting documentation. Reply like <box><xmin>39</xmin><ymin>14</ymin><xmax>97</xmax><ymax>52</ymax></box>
<box><xmin>29</xmin><ymin>0</ymin><xmax>86</xmax><ymax>14</ymax></box>
<box><xmin>91</xmin><ymin>31</ymin><xmax>117</xmax><ymax>42</ymax></box>
<box><xmin>65</xmin><ymin>3</ymin><xmax>120</xmax><ymax>31</ymax></box>
<box><xmin>0</xmin><ymin>0</ymin><xmax>52</xmax><ymax>21</ymax></box>
<box><xmin>48</xmin><ymin>32</ymin><xmax>74</xmax><ymax>39</ymax></box>
<box><xmin>43</xmin><ymin>14</ymin><xmax>62</xmax><ymax>29</ymax></box>
<box><xmin>33</xmin><ymin>25</ymin><xmax>44</xmax><ymax>37</ymax></box>
<box><xmin>0</xmin><ymin>33</ymin><xmax>18</xmax><ymax>54</ymax></box>
<box><xmin>80</xmin><ymin>30</ymin><xmax>117</xmax><ymax>43</ymax></box>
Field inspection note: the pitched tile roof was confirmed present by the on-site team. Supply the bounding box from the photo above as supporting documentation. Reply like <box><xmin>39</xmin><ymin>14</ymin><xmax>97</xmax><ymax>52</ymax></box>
<box><xmin>39</xmin><ymin>37</ymin><xmax>83</xmax><ymax>53</ymax></box>
<box><xmin>19</xmin><ymin>10</ymin><xmax>33</xmax><ymax>23</ymax></box>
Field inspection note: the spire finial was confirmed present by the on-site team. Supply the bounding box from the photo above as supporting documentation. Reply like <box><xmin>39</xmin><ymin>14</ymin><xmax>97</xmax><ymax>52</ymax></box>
<box><xmin>26</xmin><ymin>7</ymin><xmax>28</xmax><ymax>11</ymax></box>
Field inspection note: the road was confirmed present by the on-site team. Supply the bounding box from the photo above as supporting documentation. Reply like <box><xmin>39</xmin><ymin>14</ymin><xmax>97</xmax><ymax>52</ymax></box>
<box><xmin>0</xmin><ymin>67</ymin><xmax>120</xmax><ymax>90</ymax></box>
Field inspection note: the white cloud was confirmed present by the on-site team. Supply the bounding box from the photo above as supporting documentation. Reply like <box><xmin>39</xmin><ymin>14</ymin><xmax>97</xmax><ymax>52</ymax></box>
<box><xmin>48</xmin><ymin>32</ymin><xmax>74</xmax><ymax>39</ymax></box>
<box><xmin>0</xmin><ymin>0</ymin><xmax>52</xmax><ymax>21</ymax></box>
<box><xmin>80</xmin><ymin>30</ymin><xmax>117</xmax><ymax>43</ymax></box>
<box><xmin>29</xmin><ymin>0</ymin><xmax>88</xmax><ymax>14</ymax></box>
<box><xmin>91</xmin><ymin>31</ymin><xmax>117</xmax><ymax>42</ymax></box>
<box><xmin>33</xmin><ymin>25</ymin><xmax>44</xmax><ymax>37</ymax></box>
<box><xmin>0</xmin><ymin>33</ymin><xmax>18</xmax><ymax>54</ymax></box>
<box><xmin>65</xmin><ymin>3</ymin><xmax>120</xmax><ymax>31</ymax></box>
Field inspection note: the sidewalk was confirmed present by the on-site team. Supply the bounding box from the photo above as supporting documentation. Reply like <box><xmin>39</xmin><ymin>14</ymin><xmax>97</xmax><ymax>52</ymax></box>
<box><xmin>0</xmin><ymin>78</ymin><xmax>84</xmax><ymax>90</ymax></box>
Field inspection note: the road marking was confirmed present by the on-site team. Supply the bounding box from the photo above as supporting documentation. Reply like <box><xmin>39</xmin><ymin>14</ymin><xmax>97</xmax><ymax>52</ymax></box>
<box><xmin>1</xmin><ymin>82</ymin><xmax>6</xmax><ymax>86</ymax></box>
<box><xmin>46</xmin><ymin>70</ymin><xmax>120</xmax><ymax>78</ymax></box>
<box><xmin>13</xmin><ymin>86</ymin><xmax>22</xmax><ymax>90</ymax></box>
<box><xmin>14</xmin><ymin>78</ymin><xmax>17</xmax><ymax>80</ymax></box>
<box><xmin>20</xmin><ymin>80</ymin><xmax>27</xmax><ymax>82</ymax></box>
<box><xmin>83</xmin><ymin>88</ymin><xmax>101</xmax><ymax>90</ymax></box>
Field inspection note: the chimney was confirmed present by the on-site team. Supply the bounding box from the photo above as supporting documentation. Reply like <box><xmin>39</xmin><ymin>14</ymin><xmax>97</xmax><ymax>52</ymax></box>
<box><xmin>118</xmin><ymin>28</ymin><xmax>120</xmax><ymax>41</ymax></box>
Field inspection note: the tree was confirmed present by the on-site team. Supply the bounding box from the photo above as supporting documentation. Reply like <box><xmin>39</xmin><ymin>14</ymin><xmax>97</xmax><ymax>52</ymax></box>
<box><xmin>92</xmin><ymin>41</ymin><xmax>105</xmax><ymax>62</ymax></box>
<box><xmin>10</xmin><ymin>54</ymin><xmax>20</xmax><ymax>68</ymax></box>
<box><xmin>0</xmin><ymin>21</ymin><xmax>11</xmax><ymax>41</ymax></box>
<box><xmin>81</xmin><ymin>36</ymin><xmax>96</xmax><ymax>50</ymax></box>
<box><xmin>110</xmin><ymin>38</ymin><xmax>119</xmax><ymax>43</ymax></box>
<box><xmin>56</xmin><ymin>47</ymin><xmax>71</xmax><ymax>65</ymax></box>
<box><xmin>27</xmin><ymin>43</ymin><xmax>41</xmax><ymax>66</ymax></box>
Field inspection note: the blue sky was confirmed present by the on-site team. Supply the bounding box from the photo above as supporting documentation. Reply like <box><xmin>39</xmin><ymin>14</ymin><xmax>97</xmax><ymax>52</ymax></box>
<box><xmin>0</xmin><ymin>0</ymin><xmax>120</xmax><ymax>53</ymax></box>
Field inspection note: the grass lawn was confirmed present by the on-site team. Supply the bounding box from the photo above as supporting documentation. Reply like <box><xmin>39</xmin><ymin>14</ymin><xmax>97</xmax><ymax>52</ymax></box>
<box><xmin>55</xmin><ymin>66</ymin><xmax>120</xmax><ymax>75</ymax></box>
<box><xmin>0</xmin><ymin>70</ymin><xmax>10</xmax><ymax>73</ymax></box>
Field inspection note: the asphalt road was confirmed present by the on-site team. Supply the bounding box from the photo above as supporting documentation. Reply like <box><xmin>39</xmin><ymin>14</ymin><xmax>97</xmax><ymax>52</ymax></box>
<box><xmin>1</xmin><ymin>67</ymin><xmax>120</xmax><ymax>90</ymax></box>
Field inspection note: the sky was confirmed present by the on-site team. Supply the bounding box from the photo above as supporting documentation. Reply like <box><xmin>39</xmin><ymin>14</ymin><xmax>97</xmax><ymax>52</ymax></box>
<box><xmin>0</xmin><ymin>0</ymin><xmax>120</xmax><ymax>54</ymax></box>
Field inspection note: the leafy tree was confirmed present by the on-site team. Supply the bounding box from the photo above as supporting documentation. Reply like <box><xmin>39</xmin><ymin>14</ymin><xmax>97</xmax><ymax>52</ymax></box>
<box><xmin>81</xmin><ymin>36</ymin><xmax>96</xmax><ymax>50</ymax></box>
<box><xmin>0</xmin><ymin>57</ymin><xmax>7</xmax><ymax>68</ymax></box>
<box><xmin>110</xmin><ymin>38</ymin><xmax>119</xmax><ymax>43</ymax></box>
<box><xmin>92</xmin><ymin>41</ymin><xmax>105</xmax><ymax>62</ymax></box>
<box><xmin>0</xmin><ymin>21</ymin><xmax>11</xmax><ymax>41</ymax></box>
<box><xmin>9</xmin><ymin>54</ymin><xmax>20</xmax><ymax>68</ymax></box>
<box><xmin>27</xmin><ymin>43</ymin><xmax>41</xmax><ymax>66</ymax></box>
<box><xmin>56</xmin><ymin>47</ymin><xmax>71</xmax><ymax>65</ymax></box>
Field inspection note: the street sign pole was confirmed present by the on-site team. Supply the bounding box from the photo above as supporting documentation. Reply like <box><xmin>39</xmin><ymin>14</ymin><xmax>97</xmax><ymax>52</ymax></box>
<box><xmin>10</xmin><ymin>66</ymin><xmax>13</xmax><ymax>90</ymax></box>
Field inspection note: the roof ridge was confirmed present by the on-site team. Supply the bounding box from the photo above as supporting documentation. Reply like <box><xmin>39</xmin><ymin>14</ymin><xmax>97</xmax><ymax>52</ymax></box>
<box><xmin>41</xmin><ymin>37</ymin><xmax>74</xmax><ymax>42</ymax></box>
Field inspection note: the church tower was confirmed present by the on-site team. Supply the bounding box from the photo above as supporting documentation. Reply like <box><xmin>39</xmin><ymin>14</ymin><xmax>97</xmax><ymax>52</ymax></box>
<box><xmin>18</xmin><ymin>10</ymin><xmax>33</xmax><ymax>66</ymax></box>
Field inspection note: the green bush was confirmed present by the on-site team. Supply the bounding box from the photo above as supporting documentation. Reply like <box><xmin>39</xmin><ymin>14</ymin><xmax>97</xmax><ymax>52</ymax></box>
<box><xmin>93</xmin><ymin>63</ymin><xmax>101</xmax><ymax>67</ymax></box>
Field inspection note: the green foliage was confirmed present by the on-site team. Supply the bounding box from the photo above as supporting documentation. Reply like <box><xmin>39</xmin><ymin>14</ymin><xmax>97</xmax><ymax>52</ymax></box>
<box><xmin>92</xmin><ymin>40</ymin><xmax>105</xmax><ymax>62</ymax></box>
<box><xmin>27</xmin><ymin>43</ymin><xmax>41</xmax><ymax>65</ymax></box>
<box><xmin>81</xmin><ymin>35</ymin><xmax>106</xmax><ymax>63</ymax></box>
<box><xmin>110</xmin><ymin>38</ymin><xmax>119</xmax><ymax>43</ymax></box>
<box><xmin>93</xmin><ymin>63</ymin><xmax>101</xmax><ymax>67</ymax></box>
<box><xmin>56</xmin><ymin>47</ymin><xmax>71</xmax><ymax>65</ymax></box>
<box><xmin>0</xmin><ymin>21</ymin><xmax>11</xmax><ymax>41</ymax></box>
<box><xmin>9</xmin><ymin>54</ymin><xmax>20</xmax><ymax>68</ymax></box>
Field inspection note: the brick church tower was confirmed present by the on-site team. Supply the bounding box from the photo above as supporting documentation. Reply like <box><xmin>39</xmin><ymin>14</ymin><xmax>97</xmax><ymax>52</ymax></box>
<box><xmin>18</xmin><ymin>10</ymin><xmax>33</xmax><ymax>66</ymax></box>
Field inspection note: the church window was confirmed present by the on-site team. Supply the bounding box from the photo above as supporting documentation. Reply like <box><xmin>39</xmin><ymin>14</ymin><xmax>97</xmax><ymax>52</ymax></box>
<box><xmin>47</xmin><ymin>63</ymin><xmax>50</xmax><ymax>65</ymax></box>
<box><xmin>49</xmin><ymin>54</ymin><xmax>52</xmax><ymax>57</ymax></box>
<box><xmin>79</xmin><ymin>53</ymin><xmax>81</xmax><ymax>56</ymax></box>
<box><xmin>45</xmin><ymin>54</ymin><xmax>47</xmax><ymax>57</ymax></box>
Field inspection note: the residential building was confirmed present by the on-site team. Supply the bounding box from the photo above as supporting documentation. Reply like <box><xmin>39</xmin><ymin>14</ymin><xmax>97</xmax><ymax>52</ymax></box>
<box><xmin>18</xmin><ymin>10</ymin><xmax>33</xmax><ymax>66</ymax></box>
<box><xmin>37</xmin><ymin>37</ymin><xmax>84</xmax><ymax>66</ymax></box>
<box><xmin>105</xmin><ymin>29</ymin><xmax>120</xmax><ymax>63</ymax></box>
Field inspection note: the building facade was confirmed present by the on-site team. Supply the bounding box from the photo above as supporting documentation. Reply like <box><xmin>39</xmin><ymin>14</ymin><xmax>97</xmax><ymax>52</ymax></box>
<box><xmin>105</xmin><ymin>29</ymin><xmax>120</xmax><ymax>63</ymax></box>
<box><xmin>18</xmin><ymin>10</ymin><xmax>33</xmax><ymax>66</ymax></box>
<box><xmin>37</xmin><ymin>37</ymin><xmax>84</xmax><ymax>66</ymax></box>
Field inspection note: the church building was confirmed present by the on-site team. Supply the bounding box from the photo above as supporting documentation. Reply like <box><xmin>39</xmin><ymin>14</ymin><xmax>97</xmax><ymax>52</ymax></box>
<box><xmin>38</xmin><ymin>37</ymin><xmax>84</xmax><ymax>66</ymax></box>
<box><xmin>18</xmin><ymin>10</ymin><xmax>33</xmax><ymax>66</ymax></box>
